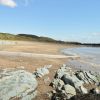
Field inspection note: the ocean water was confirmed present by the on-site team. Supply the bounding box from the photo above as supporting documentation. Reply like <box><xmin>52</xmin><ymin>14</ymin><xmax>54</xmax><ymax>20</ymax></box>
<box><xmin>62</xmin><ymin>47</ymin><xmax>100</xmax><ymax>71</ymax></box>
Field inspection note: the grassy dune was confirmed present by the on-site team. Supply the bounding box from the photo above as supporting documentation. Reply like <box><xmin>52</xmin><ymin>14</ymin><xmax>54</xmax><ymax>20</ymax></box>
<box><xmin>0</xmin><ymin>33</ymin><xmax>81</xmax><ymax>45</ymax></box>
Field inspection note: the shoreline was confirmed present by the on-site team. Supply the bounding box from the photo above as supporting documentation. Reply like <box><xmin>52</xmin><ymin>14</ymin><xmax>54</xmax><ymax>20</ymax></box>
<box><xmin>0</xmin><ymin>40</ymin><xmax>100</xmax><ymax>72</ymax></box>
<box><xmin>0</xmin><ymin>40</ymin><xmax>99</xmax><ymax>100</ymax></box>
<box><xmin>0</xmin><ymin>40</ymin><xmax>75</xmax><ymax>72</ymax></box>
<box><xmin>62</xmin><ymin>47</ymin><xmax>100</xmax><ymax>71</ymax></box>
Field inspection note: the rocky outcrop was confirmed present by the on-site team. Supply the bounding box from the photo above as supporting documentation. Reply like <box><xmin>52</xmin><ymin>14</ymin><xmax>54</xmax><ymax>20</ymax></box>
<box><xmin>33</xmin><ymin>65</ymin><xmax>52</xmax><ymax>78</ymax></box>
<box><xmin>63</xmin><ymin>84</ymin><xmax>76</xmax><ymax>99</ymax></box>
<box><xmin>50</xmin><ymin>65</ymin><xmax>100</xmax><ymax>99</ymax></box>
<box><xmin>51</xmin><ymin>79</ymin><xmax>64</xmax><ymax>90</ymax></box>
<box><xmin>0</xmin><ymin>69</ymin><xmax>38</xmax><ymax>100</ymax></box>
<box><xmin>0</xmin><ymin>64</ymin><xmax>99</xmax><ymax>100</ymax></box>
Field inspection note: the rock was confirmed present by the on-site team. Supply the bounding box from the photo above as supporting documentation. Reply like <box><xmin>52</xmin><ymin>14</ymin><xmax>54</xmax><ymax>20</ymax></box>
<box><xmin>61</xmin><ymin>74</ymin><xmax>84</xmax><ymax>92</ymax></box>
<box><xmin>86</xmin><ymin>71</ymin><xmax>99</xmax><ymax>83</ymax></box>
<box><xmin>47</xmin><ymin>92</ymin><xmax>53</xmax><ymax>99</ymax></box>
<box><xmin>33</xmin><ymin>67</ymin><xmax>49</xmax><ymax>78</ymax></box>
<box><xmin>51</xmin><ymin>79</ymin><xmax>65</xmax><ymax>90</ymax></box>
<box><xmin>33</xmin><ymin>65</ymin><xmax>52</xmax><ymax>78</ymax></box>
<box><xmin>95</xmin><ymin>82</ymin><xmax>100</xmax><ymax>87</ymax></box>
<box><xmin>51</xmin><ymin>90</ymin><xmax>68</xmax><ymax>100</ymax></box>
<box><xmin>61</xmin><ymin>74</ymin><xmax>75</xmax><ymax>86</ymax></box>
<box><xmin>55</xmin><ymin>67</ymin><xmax>66</xmax><ymax>79</ymax></box>
<box><xmin>50</xmin><ymin>65</ymin><xmax>100</xmax><ymax>100</ymax></box>
<box><xmin>44</xmin><ymin>65</ymin><xmax>52</xmax><ymax>69</ymax></box>
<box><xmin>71</xmin><ymin>93</ymin><xmax>100</xmax><ymax>100</ymax></box>
<box><xmin>44</xmin><ymin>76</ymin><xmax>51</xmax><ymax>84</ymax></box>
<box><xmin>63</xmin><ymin>84</ymin><xmax>76</xmax><ymax>99</ymax></box>
<box><xmin>0</xmin><ymin>69</ymin><xmax>38</xmax><ymax>100</ymax></box>
<box><xmin>94</xmin><ymin>87</ymin><xmax>100</xmax><ymax>94</ymax></box>
<box><xmin>55</xmin><ymin>65</ymin><xmax>74</xmax><ymax>79</ymax></box>
<box><xmin>76</xmin><ymin>71</ymin><xmax>99</xmax><ymax>84</ymax></box>
<box><xmin>80</xmin><ymin>85</ymin><xmax>88</xmax><ymax>94</ymax></box>
<box><xmin>52</xmin><ymin>90</ymin><xmax>57</xmax><ymax>94</ymax></box>
<box><xmin>51</xmin><ymin>84</ymin><xmax>76</xmax><ymax>100</ymax></box>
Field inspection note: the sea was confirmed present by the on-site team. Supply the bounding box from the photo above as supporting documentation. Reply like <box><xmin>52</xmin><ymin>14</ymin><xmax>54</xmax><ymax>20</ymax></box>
<box><xmin>62</xmin><ymin>47</ymin><xmax>100</xmax><ymax>72</ymax></box>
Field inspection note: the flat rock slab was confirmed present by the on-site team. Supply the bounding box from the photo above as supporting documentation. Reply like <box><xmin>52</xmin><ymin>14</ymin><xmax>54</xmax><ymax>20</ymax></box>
<box><xmin>0</xmin><ymin>69</ymin><xmax>38</xmax><ymax>100</ymax></box>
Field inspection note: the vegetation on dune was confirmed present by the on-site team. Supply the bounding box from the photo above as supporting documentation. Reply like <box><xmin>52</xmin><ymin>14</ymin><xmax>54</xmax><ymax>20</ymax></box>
<box><xmin>0</xmin><ymin>33</ymin><xmax>57</xmax><ymax>42</ymax></box>
<box><xmin>0</xmin><ymin>33</ymin><xmax>82</xmax><ymax>45</ymax></box>
<box><xmin>0</xmin><ymin>32</ymin><xmax>100</xmax><ymax>46</ymax></box>
<box><xmin>0</xmin><ymin>33</ymin><xmax>15</xmax><ymax>40</ymax></box>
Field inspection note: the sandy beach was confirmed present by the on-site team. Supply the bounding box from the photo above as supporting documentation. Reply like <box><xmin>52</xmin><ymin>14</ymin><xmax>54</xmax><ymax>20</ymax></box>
<box><xmin>0</xmin><ymin>40</ymin><xmax>79</xmax><ymax>71</ymax></box>
<box><xmin>0</xmin><ymin>40</ymin><xmax>100</xmax><ymax>100</ymax></box>
<box><xmin>0</xmin><ymin>40</ymin><xmax>79</xmax><ymax>99</ymax></box>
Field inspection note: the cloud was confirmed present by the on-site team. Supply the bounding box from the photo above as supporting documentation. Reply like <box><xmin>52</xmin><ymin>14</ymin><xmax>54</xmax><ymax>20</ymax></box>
<box><xmin>0</xmin><ymin>0</ymin><xmax>17</xmax><ymax>8</ymax></box>
<box><xmin>0</xmin><ymin>0</ymin><xmax>32</xmax><ymax>8</ymax></box>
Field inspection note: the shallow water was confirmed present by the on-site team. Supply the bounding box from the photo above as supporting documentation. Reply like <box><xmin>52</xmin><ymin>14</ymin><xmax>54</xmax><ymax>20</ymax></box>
<box><xmin>62</xmin><ymin>47</ymin><xmax>100</xmax><ymax>71</ymax></box>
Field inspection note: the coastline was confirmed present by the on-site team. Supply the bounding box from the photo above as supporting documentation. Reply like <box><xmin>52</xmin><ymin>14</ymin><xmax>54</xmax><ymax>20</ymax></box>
<box><xmin>1</xmin><ymin>40</ymin><xmax>99</xmax><ymax>72</ymax></box>
<box><xmin>0</xmin><ymin>40</ymin><xmax>78</xmax><ymax>99</ymax></box>
<box><xmin>0</xmin><ymin>40</ymin><xmax>79</xmax><ymax>71</ymax></box>
<box><xmin>0</xmin><ymin>40</ymin><xmax>100</xmax><ymax>100</ymax></box>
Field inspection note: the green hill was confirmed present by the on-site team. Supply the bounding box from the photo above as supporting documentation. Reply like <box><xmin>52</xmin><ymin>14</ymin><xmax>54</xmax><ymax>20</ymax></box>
<box><xmin>0</xmin><ymin>33</ymin><xmax>82</xmax><ymax>45</ymax></box>
<box><xmin>0</xmin><ymin>33</ymin><xmax>60</xmax><ymax>43</ymax></box>
<box><xmin>0</xmin><ymin>32</ymin><xmax>100</xmax><ymax>46</ymax></box>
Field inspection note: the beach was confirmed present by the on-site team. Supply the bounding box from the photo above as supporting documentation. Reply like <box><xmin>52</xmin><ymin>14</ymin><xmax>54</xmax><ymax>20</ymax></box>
<box><xmin>0</xmin><ymin>40</ymin><xmax>79</xmax><ymax>99</ymax></box>
<box><xmin>0</xmin><ymin>40</ymin><xmax>99</xmax><ymax>100</ymax></box>
<box><xmin>0</xmin><ymin>40</ymin><xmax>79</xmax><ymax>71</ymax></box>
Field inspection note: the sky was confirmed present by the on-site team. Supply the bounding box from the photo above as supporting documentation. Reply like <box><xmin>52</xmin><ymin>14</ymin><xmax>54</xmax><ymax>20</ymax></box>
<box><xmin>0</xmin><ymin>0</ymin><xmax>100</xmax><ymax>43</ymax></box>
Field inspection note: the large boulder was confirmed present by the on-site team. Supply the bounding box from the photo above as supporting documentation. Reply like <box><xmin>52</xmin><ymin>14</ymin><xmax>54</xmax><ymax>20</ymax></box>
<box><xmin>50</xmin><ymin>65</ymin><xmax>100</xmax><ymax>100</ymax></box>
<box><xmin>0</xmin><ymin>69</ymin><xmax>38</xmax><ymax>100</ymax></box>
<box><xmin>63</xmin><ymin>84</ymin><xmax>76</xmax><ymax>99</ymax></box>
<box><xmin>76</xmin><ymin>71</ymin><xmax>99</xmax><ymax>84</ymax></box>
<box><xmin>55</xmin><ymin>65</ymin><xmax>74</xmax><ymax>79</ymax></box>
<box><xmin>51</xmin><ymin>84</ymin><xmax>76</xmax><ymax>100</ymax></box>
<box><xmin>61</xmin><ymin>74</ymin><xmax>84</xmax><ymax>92</ymax></box>
<box><xmin>51</xmin><ymin>79</ymin><xmax>65</xmax><ymax>90</ymax></box>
